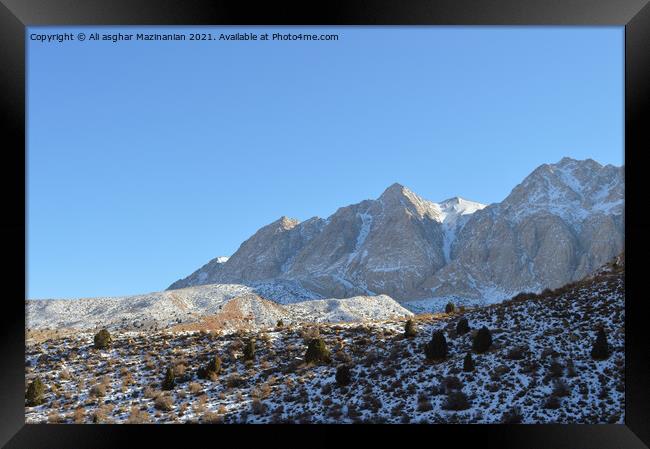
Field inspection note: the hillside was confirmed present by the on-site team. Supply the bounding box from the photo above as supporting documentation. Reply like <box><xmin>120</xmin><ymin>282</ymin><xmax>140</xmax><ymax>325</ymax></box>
<box><xmin>26</xmin><ymin>286</ymin><xmax>411</xmax><ymax>333</ymax></box>
<box><xmin>25</xmin><ymin>259</ymin><xmax>623</xmax><ymax>424</ymax></box>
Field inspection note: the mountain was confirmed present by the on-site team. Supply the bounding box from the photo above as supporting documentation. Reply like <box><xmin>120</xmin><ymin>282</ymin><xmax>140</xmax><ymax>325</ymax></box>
<box><xmin>168</xmin><ymin>157</ymin><xmax>623</xmax><ymax>310</ymax></box>
<box><xmin>26</xmin><ymin>285</ymin><xmax>410</xmax><ymax>332</ymax></box>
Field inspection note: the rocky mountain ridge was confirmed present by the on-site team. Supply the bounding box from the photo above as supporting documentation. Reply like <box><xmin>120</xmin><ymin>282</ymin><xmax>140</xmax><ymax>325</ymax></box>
<box><xmin>169</xmin><ymin>157</ymin><xmax>623</xmax><ymax>310</ymax></box>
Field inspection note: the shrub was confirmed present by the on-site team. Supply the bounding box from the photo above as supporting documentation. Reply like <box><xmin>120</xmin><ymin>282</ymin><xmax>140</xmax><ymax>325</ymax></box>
<box><xmin>553</xmin><ymin>379</ymin><xmax>571</xmax><ymax>397</ymax></box>
<box><xmin>443</xmin><ymin>376</ymin><xmax>463</xmax><ymax>392</ymax></box>
<box><xmin>26</xmin><ymin>378</ymin><xmax>45</xmax><ymax>406</ymax></box>
<box><xmin>424</xmin><ymin>330</ymin><xmax>448</xmax><ymax>361</ymax></box>
<box><xmin>404</xmin><ymin>319</ymin><xmax>417</xmax><ymax>338</ymax></box>
<box><xmin>417</xmin><ymin>397</ymin><xmax>433</xmax><ymax>412</ymax></box>
<box><xmin>242</xmin><ymin>339</ymin><xmax>256</xmax><ymax>361</ymax></box>
<box><xmin>188</xmin><ymin>382</ymin><xmax>203</xmax><ymax>396</ymax></box>
<box><xmin>226</xmin><ymin>373</ymin><xmax>245</xmax><ymax>388</ymax></box>
<box><xmin>154</xmin><ymin>393</ymin><xmax>174</xmax><ymax>411</ymax></box>
<box><xmin>544</xmin><ymin>395</ymin><xmax>560</xmax><ymax>409</ymax></box>
<box><xmin>126</xmin><ymin>406</ymin><xmax>149</xmax><ymax>424</ymax></box>
<box><xmin>502</xmin><ymin>407</ymin><xmax>523</xmax><ymax>424</ymax></box>
<box><xmin>89</xmin><ymin>383</ymin><xmax>107</xmax><ymax>398</ymax></box>
<box><xmin>506</xmin><ymin>345</ymin><xmax>526</xmax><ymax>360</ymax></box>
<box><xmin>463</xmin><ymin>353</ymin><xmax>474</xmax><ymax>372</ymax></box>
<box><xmin>251</xmin><ymin>398</ymin><xmax>267</xmax><ymax>415</ymax></box>
<box><xmin>591</xmin><ymin>327</ymin><xmax>610</xmax><ymax>360</ymax></box>
<box><xmin>93</xmin><ymin>329</ymin><xmax>112</xmax><ymax>350</ymax></box>
<box><xmin>456</xmin><ymin>317</ymin><xmax>470</xmax><ymax>336</ymax></box>
<box><xmin>472</xmin><ymin>326</ymin><xmax>492</xmax><ymax>353</ymax></box>
<box><xmin>276</xmin><ymin>319</ymin><xmax>284</xmax><ymax>328</ymax></box>
<box><xmin>197</xmin><ymin>355</ymin><xmax>222</xmax><ymax>379</ymax></box>
<box><xmin>161</xmin><ymin>367</ymin><xmax>175</xmax><ymax>391</ymax></box>
<box><xmin>445</xmin><ymin>302</ymin><xmax>456</xmax><ymax>314</ymax></box>
<box><xmin>546</xmin><ymin>359</ymin><xmax>563</xmax><ymax>379</ymax></box>
<box><xmin>305</xmin><ymin>338</ymin><xmax>331</xmax><ymax>364</ymax></box>
<box><xmin>335</xmin><ymin>365</ymin><xmax>352</xmax><ymax>386</ymax></box>
<box><xmin>443</xmin><ymin>391</ymin><xmax>471</xmax><ymax>410</ymax></box>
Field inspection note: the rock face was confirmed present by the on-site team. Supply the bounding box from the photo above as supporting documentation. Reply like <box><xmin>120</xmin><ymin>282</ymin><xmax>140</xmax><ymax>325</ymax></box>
<box><xmin>168</xmin><ymin>157</ymin><xmax>623</xmax><ymax>306</ymax></box>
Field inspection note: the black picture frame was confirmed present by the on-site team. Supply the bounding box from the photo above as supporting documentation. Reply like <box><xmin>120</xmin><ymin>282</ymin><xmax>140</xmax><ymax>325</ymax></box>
<box><xmin>2</xmin><ymin>1</ymin><xmax>648</xmax><ymax>447</ymax></box>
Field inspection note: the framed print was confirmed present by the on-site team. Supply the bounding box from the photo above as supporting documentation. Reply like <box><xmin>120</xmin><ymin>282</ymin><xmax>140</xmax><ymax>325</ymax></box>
<box><xmin>1</xmin><ymin>0</ymin><xmax>649</xmax><ymax>447</ymax></box>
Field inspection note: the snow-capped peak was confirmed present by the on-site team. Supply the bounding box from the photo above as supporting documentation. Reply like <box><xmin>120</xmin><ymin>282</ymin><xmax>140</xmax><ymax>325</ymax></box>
<box><xmin>437</xmin><ymin>197</ymin><xmax>487</xmax><ymax>223</ymax></box>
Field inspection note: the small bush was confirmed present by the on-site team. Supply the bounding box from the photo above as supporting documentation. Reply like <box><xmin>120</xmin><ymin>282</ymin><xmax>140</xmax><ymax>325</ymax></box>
<box><xmin>553</xmin><ymin>379</ymin><xmax>571</xmax><ymax>397</ymax></box>
<box><xmin>197</xmin><ymin>355</ymin><xmax>222</xmax><ymax>379</ymax></box>
<box><xmin>305</xmin><ymin>338</ymin><xmax>331</xmax><ymax>364</ymax></box>
<box><xmin>126</xmin><ymin>406</ymin><xmax>149</xmax><ymax>424</ymax></box>
<box><xmin>226</xmin><ymin>373</ymin><xmax>244</xmax><ymax>388</ymax></box>
<box><xmin>93</xmin><ymin>329</ymin><xmax>112</xmax><ymax>350</ymax></box>
<box><xmin>89</xmin><ymin>384</ymin><xmax>107</xmax><ymax>398</ymax></box>
<box><xmin>506</xmin><ymin>345</ymin><xmax>527</xmax><ymax>360</ymax></box>
<box><xmin>456</xmin><ymin>317</ymin><xmax>470</xmax><ymax>336</ymax></box>
<box><xmin>335</xmin><ymin>365</ymin><xmax>352</xmax><ymax>386</ymax></box>
<box><xmin>502</xmin><ymin>407</ymin><xmax>523</xmax><ymax>424</ymax></box>
<box><xmin>443</xmin><ymin>391</ymin><xmax>470</xmax><ymax>410</ymax></box>
<box><xmin>463</xmin><ymin>353</ymin><xmax>474</xmax><ymax>372</ymax></box>
<box><xmin>424</xmin><ymin>330</ymin><xmax>448</xmax><ymax>361</ymax></box>
<box><xmin>242</xmin><ymin>339</ymin><xmax>256</xmax><ymax>361</ymax></box>
<box><xmin>161</xmin><ymin>367</ymin><xmax>175</xmax><ymax>391</ymax></box>
<box><xmin>472</xmin><ymin>326</ymin><xmax>492</xmax><ymax>353</ymax></box>
<box><xmin>445</xmin><ymin>302</ymin><xmax>456</xmax><ymax>314</ymax></box>
<box><xmin>544</xmin><ymin>395</ymin><xmax>560</xmax><ymax>409</ymax></box>
<box><xmin>154</xmin><ymin>394</ymin><xmax>174</xmax><ymax>411</ymax></box>
<box><xmin>26</xmin><ymin>378</ymin><xmax>45</xmax><ymax>406</ymax></box>
<box><xmin>276</xmin><ymin>319</ymin><xmax>284</xmax><ymax>328</ymax></box>
<box><xmin>443</xmin><ymin>376</ymin><xmax>463</xmax><ymax>392</ymax></box>
<box><xmin>591</xmin><ymin>327</ymin><xmax>610</xmax><ymax>360</ymax></box>
<box><xmin>404</xmin><ymin>319</ymin><xmax>417</xmax><ymax>338</ymax></box>
<box><xmin>251</xmin><ymin>398</ymin><xmax>267</xmax><ymax>415</ymax></box>
<box><xmin>549</xmin><ymin>360</ymin><xmax>564</xmax><ymax>378</ymax></box>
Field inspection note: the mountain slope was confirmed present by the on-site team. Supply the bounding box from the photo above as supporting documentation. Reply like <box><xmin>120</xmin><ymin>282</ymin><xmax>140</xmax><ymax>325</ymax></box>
<box><xmin>26</xmin><ymin>285</ymin><xmax>411</xmax><ymax>332</ymax></box>
<box><xmin>26</xmin><ymin>257</ymin><xmax>624</xmax><ymax>424</ymax></box>
<box><xmin>167</xmin><ymin>158</ymin><xmax>622</xmax><ymax>309</ymax></box>
<box><xmin>421</xmin><ymin>157</ymin><xmax>624</xmax><ymax>307</ymax></box>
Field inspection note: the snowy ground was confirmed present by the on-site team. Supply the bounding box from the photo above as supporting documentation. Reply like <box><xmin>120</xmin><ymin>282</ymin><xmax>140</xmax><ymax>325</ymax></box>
<box><xmin>25</xmin><ymin>263</ymin><xmax>624</xmax><ymax>424</ymax></box>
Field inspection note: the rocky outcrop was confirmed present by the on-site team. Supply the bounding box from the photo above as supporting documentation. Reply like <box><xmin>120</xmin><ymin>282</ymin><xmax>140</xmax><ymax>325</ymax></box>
<box><xmin>168</xmin><ymin>157</ymin><xmax>623</xmax><ymax>305</ymax></box>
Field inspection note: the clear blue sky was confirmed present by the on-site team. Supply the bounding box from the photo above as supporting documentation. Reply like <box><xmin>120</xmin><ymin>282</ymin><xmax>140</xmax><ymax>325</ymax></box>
<box><xmin>27</xmin><ymin>26</ymin><xmax>623</xmax><ymax>299</ymax></box>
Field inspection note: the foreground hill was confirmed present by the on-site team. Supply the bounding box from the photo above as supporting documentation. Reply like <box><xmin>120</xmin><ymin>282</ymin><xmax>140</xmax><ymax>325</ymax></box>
<box><xmin>169</xmin><ymin>157</ymin><xmax>623</xmax><ymax>310</ymax></box>
<box><xmin>25</xmin><ymin>258</ymin><xmax>623</xmax><ymax>424</ymax></box>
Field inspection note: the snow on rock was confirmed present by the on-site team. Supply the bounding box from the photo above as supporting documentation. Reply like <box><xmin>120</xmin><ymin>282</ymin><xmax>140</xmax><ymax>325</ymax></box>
<box><xmin>285</xmin><ymin>294</ymin><xmax>413</xmax><ymax>323</ymax></box>
<box><xmin>167</xmin><ymin>158</ymin><xmax>622</xmax><ymax>307</ymax></box>
<box><xmin>27</xmin><ymin>285</ymin><xmax>410</xmax><ymax>332</ymax></box>
<box><xmin>25</xmin><ymin>259</ymin><xmax>624</xmax><ymax>424</ymax></box>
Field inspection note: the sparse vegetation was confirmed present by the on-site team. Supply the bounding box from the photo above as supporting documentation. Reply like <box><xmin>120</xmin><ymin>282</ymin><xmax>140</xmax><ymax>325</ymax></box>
<box><xmin>23</xmin><ymin>257</ymin><xmax>625</xmax><ymax>424</ymax></box>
